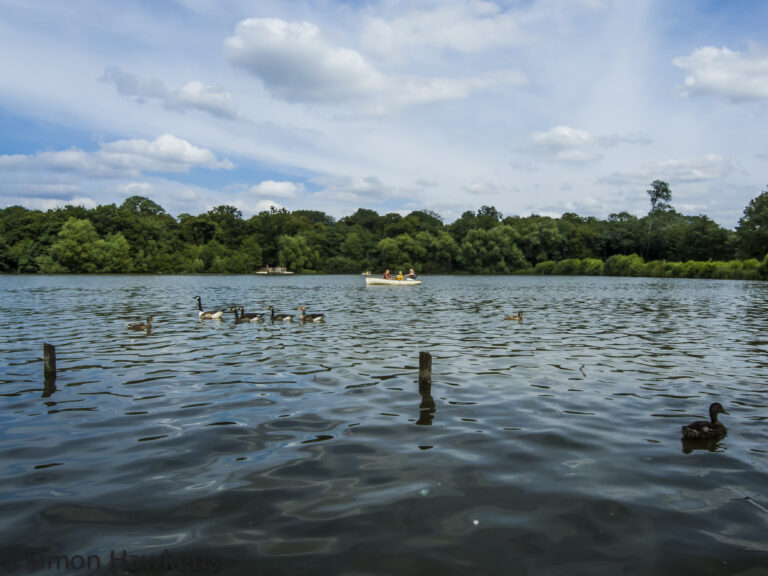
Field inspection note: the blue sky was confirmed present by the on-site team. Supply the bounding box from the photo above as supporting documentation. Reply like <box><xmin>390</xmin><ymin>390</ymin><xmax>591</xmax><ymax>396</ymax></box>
<box><xmin>1</xmin><ymin>0</ymin><xmax>766</xmax><ymax>227</ymax></box>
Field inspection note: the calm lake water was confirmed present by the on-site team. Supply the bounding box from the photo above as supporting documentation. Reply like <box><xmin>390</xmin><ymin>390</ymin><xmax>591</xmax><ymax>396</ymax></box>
<box><xmin>1</xmin><ymin>274</ymin><xmax>767</xmax><ymax>575</ymax></box>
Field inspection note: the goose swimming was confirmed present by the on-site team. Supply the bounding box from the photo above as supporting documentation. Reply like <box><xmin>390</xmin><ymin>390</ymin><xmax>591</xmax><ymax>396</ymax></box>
<box><xmin>194</xmin><ymin>296</ymin><xmax>223</xmax><ymax>319</ymax></box>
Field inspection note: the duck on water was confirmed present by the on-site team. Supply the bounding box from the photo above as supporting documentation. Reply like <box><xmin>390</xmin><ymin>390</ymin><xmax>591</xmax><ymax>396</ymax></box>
<box><xmin>268</xmin><ymin>306</ymin><xmax>294</xmax><ymax>322</ymax></box>
<box><xmin>127</xmin><ymin>316</ymin><xmax>153</xmax><ymax>331</ymax></box>
<box><xmin>297</xmin><ymin>306</ymin><xmax>325</xmax><ymax>322</ymax></box>
<box><xmin>681</xmin><ymin>402</ymin><xmax>729</xmax><ymax>439</ymax></box>
<box><xmin>229</xmin><ymin>306</ymin><xmax>259</xmax><ymax>324</ymax></box>
<box><xmin>238</xmin><ymin>306</ymin><xmax>264</xmax><ymax>320</ymax></box>
<box><xmin>194</xmin><ymin>296</ymin><xmax>223</xmax><ymax>319</ymax></box>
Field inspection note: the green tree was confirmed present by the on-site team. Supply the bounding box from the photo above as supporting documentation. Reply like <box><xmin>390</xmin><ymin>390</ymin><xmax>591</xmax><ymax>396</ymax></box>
<box><xmin>179</xmin><ymin>214</ymin><xmax>217</xmax><ymax>245</ymax></box>
<box><xmin>93</xmin><ymin>233</ymin><xmax>132</xmax><ymax>272</ymax></box>
<box><xmin>476</xmin><ymin>205</ymin><xmax>503</xmax><ymax>230</ymax></box>
<box><xmin>457</xmin><ymin>226</ymin><xmax>527</xmax><ymax>273</ymax></box>
<box><xmin>677</xmin><ymin>215</ymin><xmax>734</xmax><ymax>261</ymax></box>
<box><xmin>49</xmin><ymin>218</ymin><xmax>100</xmax><ymax>272</ymax></box>
<box><xmin>340</xmin><ymin>231</ymin><xmax>366</xmax><ymax>261</ymax></box>
<box><xmin>736</xmin><ymin>189</ymin><xmax>768</xmax><ymax>259</ymax></box>
<box><xmin>431</xmin><ymin>231</ymin><xmax>459</xmax><ymax>272</ymax></box>
<box><xmin>238</xmin><ymin>234</ymin><xmax>263</xmax><ymax>272</ymax></box>
<box><xmin>602</xmin><ymin>212</ymin><xmax>643</xmax><ymax>257</ymax></box>
<box><xmin>8</xmin><ymin>239</ymin><xmax>41</xmax><ymax>273</ymax></box>
<box><xmin>648</xmin><ymin>180</ymin><xmax>672</xmax><ymax>212</ymax></box>
<box><xmin>207</xmin><ymin>205</ymin><xmax>245</xmax><ymax>247</ymax></box>
<box><xmin>376</xmin><ymin>237</ymin><xmax>400</xmax><ymax>268</ymax></box>
<box><xmin>646</xmin><ymin>180</ymin><xmax>673</xmax><ymax>259</ymax></box>
<box><xmin>278</xmin><ymin>234</ymin><xmax>318</xmax><ymax>272</ymax></box>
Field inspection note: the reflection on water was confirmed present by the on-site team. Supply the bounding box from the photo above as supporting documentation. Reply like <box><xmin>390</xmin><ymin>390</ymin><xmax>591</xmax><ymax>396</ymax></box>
<box><xmin>1</xmin><ymin>275</ymin><xmax>767</xmax><ymax>575</ymax></box>
<box><xmin>681</xmin><ymin>436</ymin><xmax>725</xmax><ymax>454</ymax></box>
<box><xmin>417</xmin><ymin>382</ymin><xmax>436</xmax><ymax>426</ymax></box>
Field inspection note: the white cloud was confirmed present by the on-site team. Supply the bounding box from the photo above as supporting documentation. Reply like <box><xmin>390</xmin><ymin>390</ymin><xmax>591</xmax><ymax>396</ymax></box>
<box><xmin>231</xmin><ymin>199</ymin><xmax>286</xmax><ymax>214</ymax></box>
<box><xmin>530</xmin><ymin>125</ymin><xmax>594</xmax><ymax>149</ymax></box>
<box><xmin>176</xmin><ymin>81</ymin><xmax>237</xmax><ymax>118</ymax></box>
<box><xmin>103</xmin><ymin>67</ymin><xmax>238</xmax><ymax>118</ymax></box>
<box><xmin>362</xmin><ymin>1</ymin><xmax>528</xmax><ymax>57</ymax></box>
<box><xmin>118</xmin><ymin>182</ymin><xmax>153</xmax><ymax>196</ymax></box>
<box><xmin>655</xmin><ymin>154</ymin><xmax>733</xmax><ymax>182</ymax></box>
<box><xmin>0</xmin><ymin>1</ymin><xmax>764</xmax><ymax>229</ymax></box>
<box><xmin>599</xmin><ymin>154</ymin><xmax>732</xmax><ymax>186</ymax></box>
<box><xmin>224</xmin><ymin>17</ymin><xmax>525</xmax><ymax>112</ymax></box>
<box><xmin>0</xmin><ymin>134</ymin><xmax>233</xmax><ymax>178</ymax></box>
<box><xmin>100</xmin><ymin>134</ymin><xmax>233</xmax><ymax>173</ymax></box>
<box><xmin>673</xmin><ymin>46</ymin><xmax>768</xmax><ymax>100</ymax></box>
<box><xmin>248</xmin><ymin>180</ymin><xmax>304</xmax><ymax>198</ymax></box>
<box><xmin>462</xmin><ymin>180</ymin><xmax>506</xmax><ymax>195</ymax></box>
<box><xmin>312</xmin><ymin>175</ymin><xmax>395</xmax><ymax>203</ymax></box>
<box><xmin>519</xmin><ymin>125</ymin><xmax>599</xmax><ymax>163</ymax></box>
<box><xmin>518</xmin><ymin>125</ymin><xmax>652</xmax><ymax>164</ymax></box>
<box><xmin>226</xmin><ymin>18</ymin><xmax>384</xmax><ymax>103</ymax></box>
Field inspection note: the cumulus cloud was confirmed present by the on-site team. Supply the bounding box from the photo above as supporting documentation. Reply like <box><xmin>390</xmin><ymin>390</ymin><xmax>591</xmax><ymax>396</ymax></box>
<box><xmin>599</xmin><ymin>154</ymin><xmax>732</xmax><ymax>186</ymax></box>
<box><xmin>519</xmin><ymin>125</ymin><xmax>601</xmax><ymax>163</ymax></box>
<box><xmin>462</xmin><ymin>180</ymin><xmax>506</xmax><ymax>195</ymax></box>
<box><xmin>519</xmin><ymin>125</ymin><xmax>651</xmax><ymax>163</ymax></box>
<box><xmin>0</xmin><ymin>134</ymin><xmax>233</xmax><ymax>177</ymax></box>
<box><xmin>103</xmin><ymin>67</ymin><xmax>238</xmax><ymax>118</ymax></box>
<box><xmin>224</xmin><ymin>17</ymin><xmax>525</xmax><ymax>112</ymax></box>
<box><xmin>312</xmin><ymin>175</ymin><xmax>397</xmax><ymax>203</ymax></box>
<box><xmin>673</xmin><ymin>46</ymin><xmax>768</xmax><ymax>100</ymax></box>
<box><xmin>248</xmin><ymin>180</ymin><xmax>304</xmax><ymax>198</ymax></box>
<box><xmin>226</xmin><ymin>19</ymin><xmax>382</xmax><ymax>102</ymax></box>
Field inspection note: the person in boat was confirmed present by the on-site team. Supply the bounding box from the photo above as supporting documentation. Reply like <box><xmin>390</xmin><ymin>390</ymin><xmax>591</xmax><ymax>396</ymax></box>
<box><xmin>383</xmin><ymin>269</ymin><xmax>391</xmax><ymax>279</ymax></box>
<box><xmin>405</xmin><ymin>268</ymin><xmax>416</xmax><ymax>279</ymax></box>
<box><xmin>397</xmin><ymin>270</ymin><xmax>403</xmax><ymax>280</ymax></box>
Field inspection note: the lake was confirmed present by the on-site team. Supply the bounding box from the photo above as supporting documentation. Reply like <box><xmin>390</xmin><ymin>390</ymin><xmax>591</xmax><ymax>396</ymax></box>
<box><xmin>1</xmin><ymin>274</ymin><xmax>767</xmax><ymax>575</ymax></box>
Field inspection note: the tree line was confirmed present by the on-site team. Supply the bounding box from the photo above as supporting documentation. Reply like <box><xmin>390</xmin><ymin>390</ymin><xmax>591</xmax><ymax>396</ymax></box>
<box><xmin>1</xmin><ymin>182</ymin><xmax>766</xmax><ymax>280</ymax></box>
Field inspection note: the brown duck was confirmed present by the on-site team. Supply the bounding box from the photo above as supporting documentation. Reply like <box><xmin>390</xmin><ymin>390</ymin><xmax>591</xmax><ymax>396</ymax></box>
<box><xmin>681</xmin><ymin>403</ymin><xmax>729</xmax><ymax>439</ymax></box>
<box><xmin>127</xmin><ymin>316</ymin><xmax>153</xmax><ymax>331</ymax></box>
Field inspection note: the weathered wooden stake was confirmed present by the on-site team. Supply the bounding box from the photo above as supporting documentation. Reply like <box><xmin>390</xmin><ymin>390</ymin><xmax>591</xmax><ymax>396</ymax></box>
<box><xmin>44</xmin><ymin>343</ymin><xmax>56</xmax><ymax>376</ymax></box>
<box><xmin>43</xmin><ymin>374</ymin><xmax>57</xmax><ymax>398</ymax></box>
<box><xmin>419</xmin><ymin>351</ymin><xmax>432</xmax><ymax>388</ymax></box>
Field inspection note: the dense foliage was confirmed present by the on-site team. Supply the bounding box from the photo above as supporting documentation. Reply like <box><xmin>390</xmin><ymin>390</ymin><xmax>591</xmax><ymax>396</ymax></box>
<box><xmin>1</xmin><ymin>184</ymin><xmax>767</xmax><ymax>280</ymax></box>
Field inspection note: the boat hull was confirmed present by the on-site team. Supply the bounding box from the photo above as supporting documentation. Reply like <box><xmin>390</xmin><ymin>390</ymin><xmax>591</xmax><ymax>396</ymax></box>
<box><xmin>365</xmin><ymin>277</ymin><xmax>421</xmax><ymax>286</ymax></box>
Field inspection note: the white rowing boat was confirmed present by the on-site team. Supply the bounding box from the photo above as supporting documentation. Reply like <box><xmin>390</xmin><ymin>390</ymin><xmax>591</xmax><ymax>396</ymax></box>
<box><xmin>365</xmin><ymin>277</ymin><xmax>421</xmax><ymax>286</ymax></box>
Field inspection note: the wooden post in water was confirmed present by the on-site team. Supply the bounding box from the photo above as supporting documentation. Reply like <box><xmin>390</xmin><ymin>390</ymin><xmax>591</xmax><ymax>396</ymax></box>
<box><xmin>419</xmin><ymin>351</ymin><xmax>432</xmax><ymax>388</ymax></box>
<box><xmin>43</xmin><ymin>343</ymin><xmax>57</xmax><ymax>397</ymax></box>
<box><xmin>44</xmin><ymin>343</ymin><xmax>56</xmax><ymax>377</ymax></box>
<box><xmin>417</xmin><ymin>351</ymin><xmax>435</xmax><ymax>425</ymax></box>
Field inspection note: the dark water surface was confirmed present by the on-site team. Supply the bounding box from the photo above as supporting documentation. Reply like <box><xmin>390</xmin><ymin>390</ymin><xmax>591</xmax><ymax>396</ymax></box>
<box><xmin>1</xmin><ymin>275</ymin><xmax>767</xmax><ymax>575</ymax></box>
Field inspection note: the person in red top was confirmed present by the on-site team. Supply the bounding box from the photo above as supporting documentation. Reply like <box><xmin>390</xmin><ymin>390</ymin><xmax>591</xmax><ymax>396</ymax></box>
<box><xmin>383</xmin><ymin>269</ymin><xmax>391</xmax><ymax>279</ymax></box>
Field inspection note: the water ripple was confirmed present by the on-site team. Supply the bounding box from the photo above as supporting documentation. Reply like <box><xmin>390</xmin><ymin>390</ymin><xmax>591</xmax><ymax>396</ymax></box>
<box><xmin>1</xmin><ymin>275</ymin><xmax>767</xmax><ymax>575</ymax></box>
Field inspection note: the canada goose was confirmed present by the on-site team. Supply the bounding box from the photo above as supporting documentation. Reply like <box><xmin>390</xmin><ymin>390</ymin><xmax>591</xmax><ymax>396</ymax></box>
<box><xmin>127</xmin><ymin>316</ymin><xmax>153</xmax><ymax>331</ymax></box>
<box><xmin>238</xmin><ymin>306</ymin><xmax>264</xmax><ymax>320</ymax></box>
<box><xmin>229</xmin><ymin>306</ymin><xmax>252</xmax><ymax>324</ymax></box>
<box><xmin>194</xmin><ymin>296</ymin><xmax>223</xmax><ymax>319</ymax></box>
<box><xmin>504</xmin><ymin>311</ymin><xmax>524</xmax><ymax>321</ymax></box>
<box><xmin>681</xmin><ymin>402</ymin><xmax>729</xmax><ymax>439</ymax></box>
<box><xmin>268</xmin><ymin>306</ymin><xmax>293</xmax><ymax>322</ymax></box>
<box><xmin>297</xmin><ymin>306</ymin><xmax>325</xmax><ymax>322</ymax></box>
